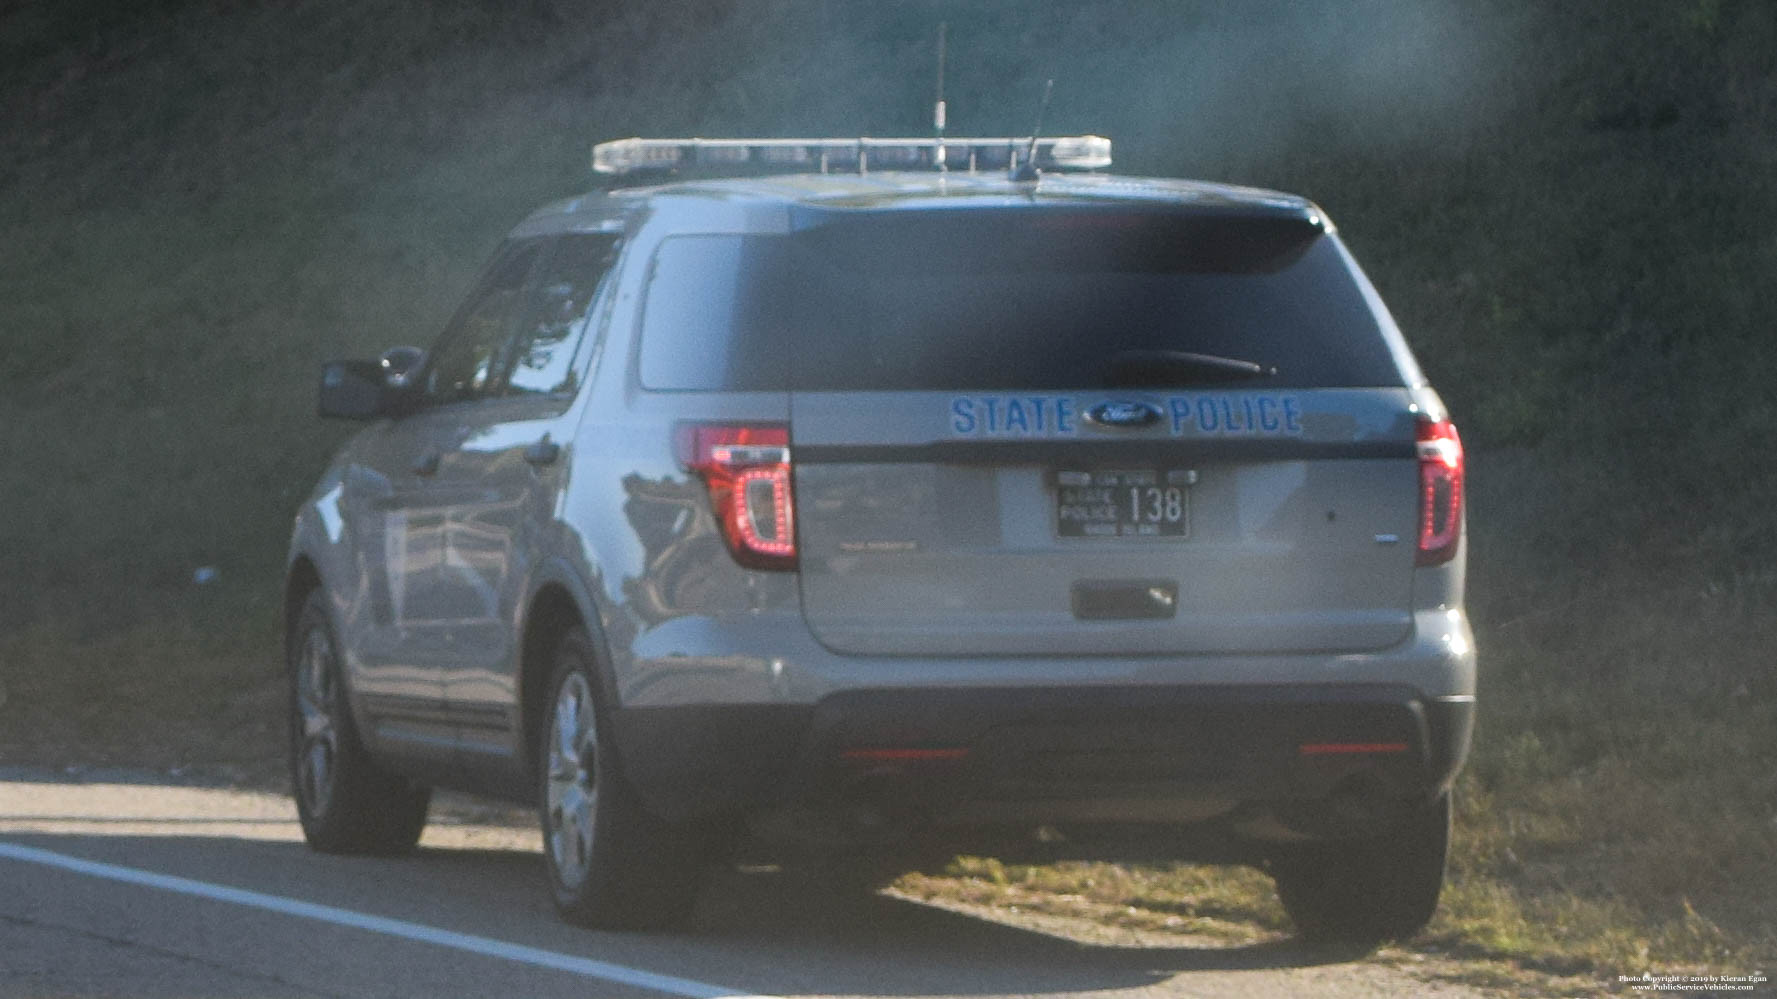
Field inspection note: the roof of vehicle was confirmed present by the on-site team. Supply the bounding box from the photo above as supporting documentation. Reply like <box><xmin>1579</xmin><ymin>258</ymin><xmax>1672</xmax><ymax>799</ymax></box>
<box><xmin>519</xmin><ymin>171</ymin><xmax>1328</xmax><ymax>236</ymax></box>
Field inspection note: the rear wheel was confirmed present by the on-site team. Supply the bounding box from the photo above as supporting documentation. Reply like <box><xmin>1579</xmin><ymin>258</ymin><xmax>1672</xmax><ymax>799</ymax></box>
<box><xmin>288</xmin><ymin>591</ymin><xmax>430</xmax><ymax>854</ymax></box>
<box><xmin>1269</xmin><ymin>790</ymin><xmax>1451</xmax><ymax>947</ymax></box>
<box><xmin>539</xmin><ymin>628</ymin><xmax>714</xmax><ymax>929</ymax></box>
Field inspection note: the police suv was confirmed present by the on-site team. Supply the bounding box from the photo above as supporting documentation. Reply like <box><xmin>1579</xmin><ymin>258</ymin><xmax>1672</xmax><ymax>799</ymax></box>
<box><xmin>286</xmin><ymin>134</ymin><xmax>1475</xmax><ymax>943</ymax></box>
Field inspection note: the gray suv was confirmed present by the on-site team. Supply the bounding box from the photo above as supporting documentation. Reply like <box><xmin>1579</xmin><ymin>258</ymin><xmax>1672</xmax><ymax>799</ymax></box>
<box><xmin>285</xmin><ymin>136</ymin><xmax>1474</xmax><ymax>942</ymax></box>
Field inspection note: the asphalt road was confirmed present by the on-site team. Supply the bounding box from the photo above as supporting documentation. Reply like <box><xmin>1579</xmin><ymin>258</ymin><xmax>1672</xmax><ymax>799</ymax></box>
<box><xmin>0</xmin><ymin>773</ymin><xmax>1495</xmax><ymax>999</ymax></box>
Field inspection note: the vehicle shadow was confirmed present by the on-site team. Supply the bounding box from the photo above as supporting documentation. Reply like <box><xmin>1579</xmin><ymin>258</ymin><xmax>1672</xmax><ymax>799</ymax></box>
<box><xmin>2</xmin><ymin>813</ymin><xmax>1372</xmax><ymax>998</ymax></box>
<box><xmin>674</xmin><ymin>864</ymin><xmax>1361</xmax><ymax>996</ymax></box>
<box><xmin>345</xmin><ymin>837</ymin><xmax>1369</xmax><ymax>995</ymax></box>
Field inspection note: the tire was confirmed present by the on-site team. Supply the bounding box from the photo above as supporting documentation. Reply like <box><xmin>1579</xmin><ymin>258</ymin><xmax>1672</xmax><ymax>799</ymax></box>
<box><xmin>1269</xmin><ymin>790</ymin><xmax>1451</xmax><ymax>947</ymax></box>
<box><xmin>539</xmin><ymin>628</ymin><xmax>714</xmax><ymax>930</ymax></box>
<box><xmin>287</xmin><ymin>591</ymin><xmax>430</xmax><ymax>855</ymax></box>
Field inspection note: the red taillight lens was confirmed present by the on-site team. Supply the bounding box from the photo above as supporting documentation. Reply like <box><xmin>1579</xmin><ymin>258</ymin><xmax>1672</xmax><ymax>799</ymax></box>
<box><xmin>1416</xmin><ymin>418</ymin><xmax>1464</xmax><ymax>566</ymax></box>
<box><xmin>677</xmin><ymin>423</ymin><xmax>796</xmax><ymax>570</ymax></box>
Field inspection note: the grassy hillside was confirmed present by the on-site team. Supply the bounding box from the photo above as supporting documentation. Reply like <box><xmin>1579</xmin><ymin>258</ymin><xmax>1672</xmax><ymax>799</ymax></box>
<box><xmin>3</xmin><ymin>0</ymin><xmax>1773</xmax><ymax>978</ymax></box>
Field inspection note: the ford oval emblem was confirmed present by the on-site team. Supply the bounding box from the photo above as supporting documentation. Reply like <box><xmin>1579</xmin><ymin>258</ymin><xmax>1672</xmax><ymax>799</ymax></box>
<box><xmin>1086</xmin><ymin>400</ymin><xmax>1163</xmax><ymax>429</ymax></box>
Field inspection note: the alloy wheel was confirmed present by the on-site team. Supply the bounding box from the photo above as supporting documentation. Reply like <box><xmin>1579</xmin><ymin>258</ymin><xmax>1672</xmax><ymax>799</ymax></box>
<box><xmin>292</xmin><ymin>625</ymin><xmax>340</xmax><ymax>818</ymax></box>
<box><xmin>545</xmin><ymin>672</ymin><xmax>598</xmax><ymax>887</ymax></box>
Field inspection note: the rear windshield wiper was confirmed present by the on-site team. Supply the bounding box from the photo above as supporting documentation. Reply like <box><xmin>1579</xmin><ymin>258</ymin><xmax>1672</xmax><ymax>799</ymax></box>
<box><xmin>1105</xmin><ymin>350</ymin><xmax>1279</xmax><ymax>387</ymax></box>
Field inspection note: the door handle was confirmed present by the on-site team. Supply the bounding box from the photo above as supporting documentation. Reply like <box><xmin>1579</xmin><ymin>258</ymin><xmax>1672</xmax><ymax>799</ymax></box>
<box><xmin>524</xmin><ymin>436</ymin><xmax>561</xmax><ymax>467</ymax></box>
<box><xmin>411</xmin><ymin>451</ymin><xmax>441</xmax><ymax>477</ymax></box>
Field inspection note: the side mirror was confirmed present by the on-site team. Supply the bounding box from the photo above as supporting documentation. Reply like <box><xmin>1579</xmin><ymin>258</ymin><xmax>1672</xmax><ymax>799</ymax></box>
<box><xmin>380</xmin><ymin>346</ymin><xmax>426</xmax><ymax>389</ymax></box>
<box><xmin>317</xmin><ymin>360</ymin><xmax>387</xmax><ymax>420</ymax></box>
<box><xmin>317</xmin><ymin>348</ymin><xmax>428</xmax><ymax>421</ymax></box>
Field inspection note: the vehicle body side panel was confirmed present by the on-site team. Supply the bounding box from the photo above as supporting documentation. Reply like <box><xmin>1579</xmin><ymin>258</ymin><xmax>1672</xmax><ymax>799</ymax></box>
<box><xmin>287</xmin><ymin>431</ymin><xmax>453</xmax><ymax>781</ymax></box>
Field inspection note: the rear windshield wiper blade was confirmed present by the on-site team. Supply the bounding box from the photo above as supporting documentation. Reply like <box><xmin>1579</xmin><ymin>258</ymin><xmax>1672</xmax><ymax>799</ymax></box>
<box><xmin>1105</xmin><ymin>350</ymin><xmax>1279</xmax><ymax>387</ymax></box>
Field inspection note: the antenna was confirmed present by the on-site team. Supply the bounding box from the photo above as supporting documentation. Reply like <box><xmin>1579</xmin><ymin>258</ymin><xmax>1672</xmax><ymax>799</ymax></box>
<box><xmin>933</xmin><ymin>23</ymin><xmax>948</xmax><ymax>173</ymax></box>
<box><xmin>1011</xmin><ymin>78</ymin><xmax>1054</xmax><ymax>183</ymax></box>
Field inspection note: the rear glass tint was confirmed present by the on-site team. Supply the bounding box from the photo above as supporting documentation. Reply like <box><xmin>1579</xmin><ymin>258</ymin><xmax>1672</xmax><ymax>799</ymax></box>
<box><xmin>639</xmin><ymin>211</ymin><xmax>1403</xmax><ymax>391</ymax></box>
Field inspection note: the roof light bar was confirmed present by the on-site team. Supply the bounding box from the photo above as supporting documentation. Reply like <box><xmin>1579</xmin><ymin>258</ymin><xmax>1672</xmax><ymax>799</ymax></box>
<box><xmin>591</xmin><ymin>136</ymin><xmax>1112</xmax><ymax>177</ymax></box>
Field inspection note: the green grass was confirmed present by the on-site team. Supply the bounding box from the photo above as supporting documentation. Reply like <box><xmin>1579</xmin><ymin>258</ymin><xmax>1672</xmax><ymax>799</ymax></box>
<box><xmin>3</xmin><ymin>0</ymin><xmax>1775</xmax><ymax>981</ymax></box>
<box><xmin>0</xmin><ymin>609</ymin><xmax>284</xmax><ymax>785</ymax></box>
<box><xmin>897</xmin><ymin>857</ymin><xmax>1290</xmax><ymax>945</ymax></box>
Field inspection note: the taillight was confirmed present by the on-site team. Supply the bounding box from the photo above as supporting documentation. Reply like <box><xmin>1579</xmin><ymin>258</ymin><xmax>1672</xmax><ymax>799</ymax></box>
<box><xmin>1416</xmin><ymin>418</ymin><xmax>1464</xmax><ymax>566</ymax></box>
<box><xmin>676</xmin><ymin>423</ymin><xmax>796</xmax><ymax>570</ymax></box>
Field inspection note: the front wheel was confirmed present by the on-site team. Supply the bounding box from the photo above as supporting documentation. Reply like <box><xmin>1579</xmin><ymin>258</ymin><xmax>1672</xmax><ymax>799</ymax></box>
<box><xmin>539</xmin><ymin>629</ymin><xmax>714</xmax><ymax>930</ymax></box>
<box><xmin>1269</xmin><ymin>790</ymin><xmax>1451</xmax><ymax>947</ymax></box>
<box><xmin>288</xmin><ymin>591</ymin><xmax>430</xmax><ymax>854</ymax></box>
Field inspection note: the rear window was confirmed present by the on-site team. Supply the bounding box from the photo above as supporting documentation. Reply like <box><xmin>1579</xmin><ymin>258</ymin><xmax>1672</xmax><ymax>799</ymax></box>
<box><xmin>638</xmin><ymin>211</ymin><xmax>1404</xmax><ymax>392</ymax></box>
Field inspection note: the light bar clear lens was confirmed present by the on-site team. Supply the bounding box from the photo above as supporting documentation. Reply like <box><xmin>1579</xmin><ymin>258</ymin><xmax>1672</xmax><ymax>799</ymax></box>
<box><xmin>591</xmin><ymin>136</ymin><xmax>1113</xmax><ymax>175</ymax></box>
<box><xmin>1048</xmin><ymin>134</ymin><xmax>1113</xmax><ymax>170</ymax></box>
<box><xmin>591</xmin><ymin>138</ymin><xmax>682</xmax><ymax>174</ymax></box>
<box><xmin>757</xmin><ymin>145</ymin><xmax>811</xmax><ymax>165</ymax></box>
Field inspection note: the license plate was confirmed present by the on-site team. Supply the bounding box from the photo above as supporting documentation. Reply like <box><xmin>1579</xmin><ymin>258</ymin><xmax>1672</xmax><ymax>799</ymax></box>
<box><xmin>1055</xmin><ymin>469</ymin><xmax>1192</xmax><ymax>539</ymax></box>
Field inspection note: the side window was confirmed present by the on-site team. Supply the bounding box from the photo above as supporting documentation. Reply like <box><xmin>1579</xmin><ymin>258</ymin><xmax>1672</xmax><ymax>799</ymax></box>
<box><xmin>422</xmin><ymin>241</ymin><xmax>541</xmax><ymax>405</ymax></box>
<box><xmin>639</xmin><ymin>235</ymin><xmax>789</xmax><ymax>391</ymax></box>
<box><xmin>502</xmin><ymin>233</ymin><xmax>622</xmax><ymax>397</ymax></box>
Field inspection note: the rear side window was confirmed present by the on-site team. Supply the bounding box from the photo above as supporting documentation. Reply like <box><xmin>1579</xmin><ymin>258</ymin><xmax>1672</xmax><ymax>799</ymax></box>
<box><xmin>637</xmin><ymin>236</ymin><xmax>769</xmax><ymax>392</ymax></box>
<box><xmin>638</xmin><ymin>212</ymin><xmax>1404</xmax><ymax>392</ymax></box>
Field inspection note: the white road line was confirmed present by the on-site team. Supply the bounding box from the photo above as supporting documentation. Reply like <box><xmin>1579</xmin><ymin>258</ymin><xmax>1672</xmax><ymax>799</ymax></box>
<box><xmin>0</xmin><ymin>842</ymin><xmax>777</xmax><ymax>999</ymax></box>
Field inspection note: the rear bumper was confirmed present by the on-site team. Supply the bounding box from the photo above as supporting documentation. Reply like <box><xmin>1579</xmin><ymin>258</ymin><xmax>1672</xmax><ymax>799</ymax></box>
<box><xmin>614</xmin><ymin>683</ymin><xmax>1473</xmax><ymax>847</ymax></box>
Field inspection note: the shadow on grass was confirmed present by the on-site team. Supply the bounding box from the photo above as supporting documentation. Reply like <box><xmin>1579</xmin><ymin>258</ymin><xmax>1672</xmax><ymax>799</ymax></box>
<box><xmin>690</xmin><ymin>864</ymin><xmax>1366</xmax><ymax>985</ymax></box>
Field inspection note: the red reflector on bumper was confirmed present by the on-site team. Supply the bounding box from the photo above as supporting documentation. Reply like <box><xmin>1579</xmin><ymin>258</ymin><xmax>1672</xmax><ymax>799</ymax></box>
<box><xmin>1298</xmin><ymin>742</ymin><xmax>1410</xmax><ymax>756</ymax></box>
<box><xmin>841</xmin><ymin>748</ymin><xmax>970</xmax><ymax>762</ymax></box>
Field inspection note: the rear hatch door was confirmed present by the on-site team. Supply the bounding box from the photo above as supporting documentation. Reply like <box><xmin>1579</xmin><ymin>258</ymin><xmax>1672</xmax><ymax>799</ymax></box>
<box><xmin>793</xmin><ymin>387</ymin><xmax>1419</xmax><ymax>656</ymax></box>
<box><xmin>731</xmin><ymin>205</ymin><xmax>1421</xmax><ymax>656</ymax></box>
